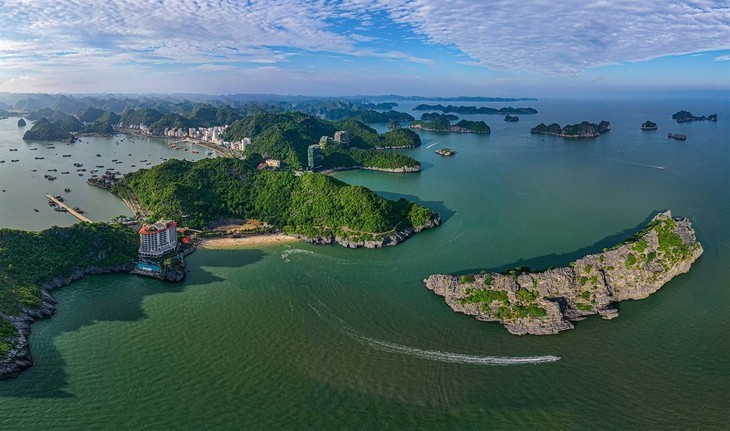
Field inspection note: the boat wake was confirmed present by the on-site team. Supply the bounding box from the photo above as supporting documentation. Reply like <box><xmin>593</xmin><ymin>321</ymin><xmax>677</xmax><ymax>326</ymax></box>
<box><xmin>354</xmin><ymin>334</ymin><xmax>561</xmax><ymax>366</ymax></box>
<box><xmin>426</xmin><ymin>142</ymin><xmax>439</xmax><ymax>149</ymax></box>
<box><xmin>307</xmin><ymin>302</ymin><xmax>560</xmax><ymax>366</ymax></box>
<box><xmin>281</xmin><ymin>248</ymin><xmax>314</xmax><ymax>262</ymax></box>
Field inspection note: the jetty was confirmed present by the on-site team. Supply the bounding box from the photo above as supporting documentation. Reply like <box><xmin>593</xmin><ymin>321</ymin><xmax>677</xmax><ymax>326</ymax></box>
<box><xmin>45</xmin><ymin>194</ymin><xmax>93</xmax><ymax>223</ymax></box>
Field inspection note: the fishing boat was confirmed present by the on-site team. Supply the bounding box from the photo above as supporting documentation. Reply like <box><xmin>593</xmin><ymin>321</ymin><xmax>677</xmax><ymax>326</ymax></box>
<box><xmin>33</xmin><ymin>209</ymin><xmax>39</xmax><ymax>212</ymax></box>
<box><xmin>64</xmin><ymin>188</ymin><xmax>71</xmax><ymax>192</ymax></box>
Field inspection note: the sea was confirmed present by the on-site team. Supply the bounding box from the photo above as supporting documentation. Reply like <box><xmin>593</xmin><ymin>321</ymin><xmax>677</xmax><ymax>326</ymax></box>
<box><xmin>0</xmin><ymin>97</ymin><xmax>728</xmax><ymax>429</ymax></box>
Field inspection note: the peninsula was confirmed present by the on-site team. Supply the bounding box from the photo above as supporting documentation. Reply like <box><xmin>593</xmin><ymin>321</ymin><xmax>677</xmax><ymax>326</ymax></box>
<box><xmin>114</xmin><ymin>157</ymin><xmax>440</xmax><ymax>248</ymax></box>
<box><xmin>530</xmin><ymin>121</ymin><xmax>610</xmax><ymax>138</ymax></box>
<box><xmin>424</xmin><ymin>211</ymin><xmax>702</xmax><ymax>335</ymax></box>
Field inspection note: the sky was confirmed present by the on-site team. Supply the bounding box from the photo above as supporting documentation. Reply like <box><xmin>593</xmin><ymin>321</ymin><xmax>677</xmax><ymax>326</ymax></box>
<box><xmin>0</xmin><ymin>0</ymin><xmax>728</xmax><ymax>97</ymax></box>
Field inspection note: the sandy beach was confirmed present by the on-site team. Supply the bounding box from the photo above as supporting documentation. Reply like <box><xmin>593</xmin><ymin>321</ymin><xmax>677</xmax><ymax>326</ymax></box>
<box><xmin>198</xmin><ymin>234</ymin><xmax>299</xmax><ymax>249</ymax></box>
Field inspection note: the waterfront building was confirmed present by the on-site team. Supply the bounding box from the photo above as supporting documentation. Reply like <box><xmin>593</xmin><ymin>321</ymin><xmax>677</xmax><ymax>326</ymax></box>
<box><xmin>139</xmin><ymin>220</ymin><xmax>178</xmax><ymax>258</ymax></box>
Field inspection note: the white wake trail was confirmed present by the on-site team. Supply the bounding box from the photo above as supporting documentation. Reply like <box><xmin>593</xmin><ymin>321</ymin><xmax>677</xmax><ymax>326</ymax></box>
<box><xmin>356</xmin><ymin>335</ymin><xmax>561</xmax><ymax>366</ymax></box>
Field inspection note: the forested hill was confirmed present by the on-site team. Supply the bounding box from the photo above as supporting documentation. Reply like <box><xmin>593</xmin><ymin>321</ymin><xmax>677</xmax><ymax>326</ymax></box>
<box><xmin>114</xmin><ymin>158</ymin><xmax>439</xmax><ymax>244</ymax></box>
<box><xmin>221</xmin><ymin>112</ymin><xmax>421</xmax><ymax>170</ymax></box>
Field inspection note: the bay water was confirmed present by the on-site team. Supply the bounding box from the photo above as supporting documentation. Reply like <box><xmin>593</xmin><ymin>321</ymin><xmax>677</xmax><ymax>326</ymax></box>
<box><xmin>0</xmin><ymin>98</ymin><xmax>727</xmax><ymax>429</ymax></box>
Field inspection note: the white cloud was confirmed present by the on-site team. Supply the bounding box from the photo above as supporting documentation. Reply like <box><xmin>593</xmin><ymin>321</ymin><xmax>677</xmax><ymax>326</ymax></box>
<box><xmin>367</xmin><ymin>0</ymin><xmax>730</xmax><ymax>73</ymax></box>
<box><xmin>0</xmin><ymin>0</ymin><xmax>727</xmax><ymax>93</ymax></box>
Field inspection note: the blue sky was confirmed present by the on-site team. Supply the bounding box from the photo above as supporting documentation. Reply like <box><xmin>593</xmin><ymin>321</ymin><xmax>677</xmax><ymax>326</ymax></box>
<box><xmin>0</xmin><ymin>0</ymin><xmax>728</xmax><ymax>96</ymax></box>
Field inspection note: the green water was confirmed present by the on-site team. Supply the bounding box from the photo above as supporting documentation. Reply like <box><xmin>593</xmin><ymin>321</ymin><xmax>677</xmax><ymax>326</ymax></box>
<box><xmin>0</xmin><ymin>98</ymin><xmax>728</xmax><ymax>429</ymax></box>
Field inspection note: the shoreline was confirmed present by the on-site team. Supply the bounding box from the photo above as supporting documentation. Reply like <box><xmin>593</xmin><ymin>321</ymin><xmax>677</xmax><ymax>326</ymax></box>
<box><xmin>198</xmin><ymin>234</ymin><xmax>299</xmax><ymax>249</ymax></box>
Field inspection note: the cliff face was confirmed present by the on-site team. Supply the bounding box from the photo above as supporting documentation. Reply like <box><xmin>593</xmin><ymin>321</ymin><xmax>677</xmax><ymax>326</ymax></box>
<box><xmin>424</xmin><ymin>211</ymin><xmax>702</xmax><ymax>335</ymax></box>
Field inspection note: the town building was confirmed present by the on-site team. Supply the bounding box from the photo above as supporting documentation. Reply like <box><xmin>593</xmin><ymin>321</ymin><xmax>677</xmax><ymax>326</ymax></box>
<box><xmin>139</xmin><ymin>220</ymin><xmax>178</xmax><ymax>258</ymax></box>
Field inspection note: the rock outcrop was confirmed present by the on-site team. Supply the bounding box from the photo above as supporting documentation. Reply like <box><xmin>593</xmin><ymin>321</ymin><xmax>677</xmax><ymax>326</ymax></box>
<box><xmin>641</xmin><ymin>120</ymin><xmax>657</xmax><ymax>130</ymax></box>
<box><xmin>504</xmin><ymin>115</ymin><xmax>519</xmax><ymax>122</ymax></box>
<box><xmin>424</xmin><ymin>211</ymin><xmax>702</xmax><ymax>335</ymax></box>
<box><xmin>294</xmin><ymin>215</ymin><xmax>441</xmax><ymax>249</ymax></box>
<box><xmin>17</xmin><ymin>118</ymin><xmax>26</xmax><ymax>127</ymax></box>
<box><xmin>531</xmin><ymin>121</ymin><xmax>610</xmax><ymax>138</ymax></box>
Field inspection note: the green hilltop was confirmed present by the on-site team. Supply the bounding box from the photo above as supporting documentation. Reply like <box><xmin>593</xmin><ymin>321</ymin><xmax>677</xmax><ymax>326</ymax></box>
<box><xmin>222</xmin><ymin>112</ymin><xmax>421</xmax><ymax>170</ymax></box>
<box><xmin>114</xmin><ymin>158</ymin><xmax>439</xmax><ymax>241</ymax></box>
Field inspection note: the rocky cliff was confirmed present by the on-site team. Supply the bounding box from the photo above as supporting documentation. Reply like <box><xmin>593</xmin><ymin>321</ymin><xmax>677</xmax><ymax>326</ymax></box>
<box><xmin>424</xmin><ymin>211</ymin><xmax>702</xmax><ymax>335</ymax></box>
<box><xmin>672</xmin><ymin>111</ymin><xmax>718</xmax><ymax>123</ymax></box>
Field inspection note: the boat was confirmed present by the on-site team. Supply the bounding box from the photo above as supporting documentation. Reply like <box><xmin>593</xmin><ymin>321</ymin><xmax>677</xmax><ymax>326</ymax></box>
<box><xmin>62</xmin><ymin>171</ymin><xmax>69</xmax><ymax>174</ymax></box>
<box><xmin>64</xmin><ymin>188</ymin><xmax>71</xmax><ymax>192</ymax></box>
<box><xmin>9</xmin><ymin>148</ymin><xmax>18</xmax><ymax>151</ymax></box>
<box><xmin>73</xmin><ymin>163</ymin><xmax>83</xmax><ymax>167</ymax></box>
<box><xmin>11</xmin><ymin>159</ymin><xmax>19</xmax><ymax>162</ymax></box>
<box><xmin>131</xmin><ymin>164</ymin><xmax>136</xmax><ymax>167</ymax></box>
<box><xmin>96</xmin><ymin>165</ymin><xmax>104</xmax><ymax>168</ymax></box>
<box><xmin>48</xmin><ymin>169</ymin><xmax>57</xmax><ymax>172</ymax></box>
<box><xmin>30</xmin><ymin>148</ymin><xmax>38</xmax><ymax>151</ymax></box>
<box><xmin>33</xmin><ymin>209</ymin><xmax>39</xmax><ymax>212</ymax></box>
<box><xmin>73</xmin><ymin>207</ymin><xmax>84</xmax><ymax>213</ymax></box>
<box><xmin>47</xmin><ymin>146</ymin><xmax>55</xmax><ymax>149</ymax></box>
<box><xmin>192</xmin><ymin>150</ymin><xmax>199</xmax><ymax>154</ymax></box>
<box><xmin>34</xmin><ymin>157</ymin><xmax>44</xmax><ymax>160</ymax></box>
<box><xmin>62</xmin><ymin>154</ymin><xmax>71</xmax><ymax>157</ymax></box>
<box><xmin>0</xmin><ymin>160</ymin><xmax>4</xmax><ymax>163</ymax></box>
<box><xmin>31</xmin><ymin>169</ymin><xmax>37</xmax><ymax>172</ymax></box>
<box><xmin>78</xmin><ymin>173</ymin><xmax>83</xmax><ymax>176</ymax></box>
<box><xmin>96</xmin><ymin>154</ymin><xmax>101</xmax><ymax>157</ymax></box>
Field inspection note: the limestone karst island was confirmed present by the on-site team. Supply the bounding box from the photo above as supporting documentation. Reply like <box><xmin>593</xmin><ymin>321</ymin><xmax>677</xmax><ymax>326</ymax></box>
<box><xmin>424</xmin><ymin>211</ymin><xmax>702</xmax><ymax>335</ymax></box>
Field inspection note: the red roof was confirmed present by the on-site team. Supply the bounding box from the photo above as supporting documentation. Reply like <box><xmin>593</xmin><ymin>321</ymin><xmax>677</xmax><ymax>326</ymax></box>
<box><xmin>139</xmin><ymin>220</ymin><xmax>177</xmax><ymax>235</ymax></box>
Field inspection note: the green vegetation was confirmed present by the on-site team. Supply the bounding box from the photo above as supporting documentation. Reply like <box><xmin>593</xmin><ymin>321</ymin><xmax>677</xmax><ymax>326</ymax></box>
<box><xmin>0</xmin><ymin>223</ymin><xmax>138</xmax><ymax>354</ymax></box>
<box><xmin>149</xmin><ymin>113</ymin><xmax>192</xmax><ymax>134</ymax></box>
<box><xmin>22</xmin><ymin>118</ymin><xmax>77</xmax><ymax>142</ymax></box>
<box><xmin>321</xmin><ymin>147</ymin><xmax>419</xmax><ymax>170</ymax></box>
<box><xmin>575</xmin><ymin>303</ymin><xmax>594</xmax><ymax>312</ymax></box>
<box><xmin>625</xmin><ymin>253</ymin><xmax>637</xmax><ymax>268</ymax></box>
<box><xmin>453</xmin><ymin>120</ymin><xmax>490</xmax><ymax>133</ymax></box>
<box><xmin>120</xmin><ymin>107</ymin><xmax>164</xmax><ymax>127</ymax></box>
<box><xmin>460</xmin><ymin>288</ymin><xmax>509</xmax><ymax>311</ymax></box>
<box><xmin>461</xmin><ymin>274</ymin><xmax>476</xmax><ymax>284</ymax></box>
<box><xmin>114</xmin><ymin>158</ymin><xmax>438</xmax><ymax>240</ymax></box>
<box><xmin>632</xmin><ymin>239</ymin><xmax>648</xmax><ymax>253</ymax></box>
<box><xmin>221</xmin><ymin>112</ymin><xmax>420</xmax><ymax>170</ymax></box>
<box><xmin>516</xmin><ymin>287</ymin><xmax>538</xmax><ymax>303</ymax></box>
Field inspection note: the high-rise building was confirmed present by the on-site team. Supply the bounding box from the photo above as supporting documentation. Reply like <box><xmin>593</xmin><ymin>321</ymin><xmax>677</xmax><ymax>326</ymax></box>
<box><xmin>308</xmin><ymin>144</ymin><xmax>322</xmax><ymax>170</ymax></box>
<box><xmin>139</xmin><ymin>220</ymin><xmax>178</xmax><ymax>258</ymax></box>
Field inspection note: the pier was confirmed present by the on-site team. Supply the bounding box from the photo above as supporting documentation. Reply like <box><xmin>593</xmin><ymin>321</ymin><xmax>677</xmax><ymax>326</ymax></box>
<box><xmin>45</xmin><ymin>194</ymin><xmax>93</xmax><ymax>223</ymax></box>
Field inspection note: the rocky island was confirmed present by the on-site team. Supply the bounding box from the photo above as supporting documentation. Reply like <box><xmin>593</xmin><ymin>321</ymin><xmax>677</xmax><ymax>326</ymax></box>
<box><xmin>668</xmin><ymin>133</ymin><xmax>687</xmax><ymax>140</ymax></box>
<box><xmin>424</xmin><ymin>211</ymin><xmax>702</xmax><ymax>335</ymax></box>
<box><xmin>531</xmin><ymin>121</ymin><xmax>610</xmax><ymax>138</ymax></box>
<box><xmin>672</xmin><ymin>110</ymin><xmax>718</xmax><ymax>123</ymax></box>
<box><xmin>504</xmin><ymin>115</ymin><xmax>519</xmax><ymax>122</ymax></box>
<box><xmin>17</xmin><ymin>118</ymin><xmax>26</xmax><ymax>127</ymax></box>
<box><xmin>641</xmin><ymin>120</ymin><xmax>657</xmax><ymax>130</ymax></box>
<box><xmin>409</xmin><ymin>115</ymin><xmax>490</xmax><ymax>134</ymax></box>
<box><xmin>435</xmin><ymin>148</ymin><xmax>454</xmax><ymax>156</ymax></box>
<box><xmin>413</xmin><ymin>104</ymin><xmax>537</xmax><ymax>115</ymax></box>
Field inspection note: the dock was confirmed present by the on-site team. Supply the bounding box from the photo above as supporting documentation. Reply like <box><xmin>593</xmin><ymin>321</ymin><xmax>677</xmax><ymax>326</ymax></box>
<box><xmin>45</xmin><ymin>194</ymin><xmax>93</xmax><ymax>223</ymax></box>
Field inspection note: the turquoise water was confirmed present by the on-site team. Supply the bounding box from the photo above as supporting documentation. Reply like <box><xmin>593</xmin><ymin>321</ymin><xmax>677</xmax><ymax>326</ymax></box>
<box><xmin>0</xmin><ymin>99</ymin><xmax>728</xmax><ymax>429</ymax></box>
